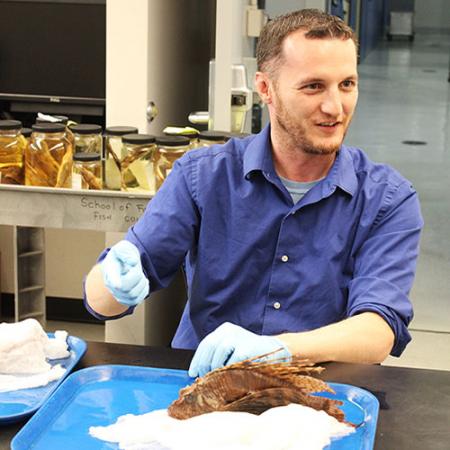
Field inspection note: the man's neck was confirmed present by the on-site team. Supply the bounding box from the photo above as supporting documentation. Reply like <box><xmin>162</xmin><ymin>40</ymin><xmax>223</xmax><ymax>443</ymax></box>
<box><xmin>270</xmin><ymin>129</ymin><xmax>336</xmax><ymax>183</ymax></box>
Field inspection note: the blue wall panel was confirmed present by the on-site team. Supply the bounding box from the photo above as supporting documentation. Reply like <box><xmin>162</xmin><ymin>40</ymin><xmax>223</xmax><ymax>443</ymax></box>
<box><xmin>348</xmin><ymin>0</ymin><xmax>359</xmax><ymax>30</ymax></box>
<box><xmin>359</xmin><ymin>0</ymin><xmax>389</xmax><ymax>61</ymax></box>
<box><xmin>329</xmin><ymin>0</ymin><xmax>345</xmax><ymax>18</ymax></box>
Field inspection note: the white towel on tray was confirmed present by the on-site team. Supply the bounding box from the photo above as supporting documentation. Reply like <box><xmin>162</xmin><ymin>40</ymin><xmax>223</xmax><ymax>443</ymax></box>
<box><xmin>0</xmin><ymin>319</ymin><xmax>70</xmax><ymax>393</ymax></box>
<box><xmin>89</xmin><ymin>403</ymin><xmax>355</xmax><ymax>450</ymax></box>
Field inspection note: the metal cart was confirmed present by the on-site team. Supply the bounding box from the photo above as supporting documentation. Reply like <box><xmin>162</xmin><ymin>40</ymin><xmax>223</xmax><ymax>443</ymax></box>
<box><xmin>387</xmin><ymin>0</ymin><xmax>415</xmax><ymax>42</ymax></box>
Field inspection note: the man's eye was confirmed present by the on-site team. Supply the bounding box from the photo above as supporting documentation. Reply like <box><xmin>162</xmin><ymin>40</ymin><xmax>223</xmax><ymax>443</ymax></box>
<box><xmin>303</xmin><ymin>83</ymin><xmax>322</xmax><ymax>90</ymax></box>
<box><xmin>341</xmin><ymin>80</ymin><xmax>356</xmax><ymax>88</ymax></box>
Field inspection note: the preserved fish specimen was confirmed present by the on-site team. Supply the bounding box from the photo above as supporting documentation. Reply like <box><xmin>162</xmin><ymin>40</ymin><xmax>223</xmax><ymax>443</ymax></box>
<box><xmin>121</xmin><ymin>134</ymin><xmax>156</xmax><ymax>192</ymax></box>
<box><xmin>72</xmin><ymin>152</ymin><xmax>102</xmax><ymax>190</ymax></box>
<box><xmin>25</xmin><ymin>140</ymin><xmax>60</xmax><ymax>187</ymax></box>
<box><xmin>154</xmin><ymin>136</ymin><xmax>190</xmax><ymax>190</ymax></box>
<box><xmin>0</xmin><ymin>121</ymin><xmax>26</xmax><ymax>185</ymax></box>
<box><xmin>168</xmin><ymin>352</ymin><xmax>348</xmax><ymax>425</ymax></box>
<box><xmin>25</xmin><ymin>124</ymin><xmax>73</xmax><ymax>188</ymax></box>
<box><xmin>70</xmin><ymin>124</ymin><xmax>102</xmax><ymax>155</ymax></box>
<box><xmin>104</xmin><ymin>126</ymin><xmax>138</xmax><ymax>190</ymax></box>
<box><xmin>80</xmin><ymin>167</ymin><xmax>102</xmax><ymax>190</ymax></box>
<box><xmin>55</xmin><ymin>148</ymin><xmax>74</xmax><ymax>187</ymax></box>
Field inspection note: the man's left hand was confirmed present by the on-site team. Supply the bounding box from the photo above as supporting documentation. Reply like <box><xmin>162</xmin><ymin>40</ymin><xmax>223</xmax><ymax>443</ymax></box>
<box><xmin>188</xmin><ymin>322</ymin><xmax>291</xmax><ymax>377</ymax></box>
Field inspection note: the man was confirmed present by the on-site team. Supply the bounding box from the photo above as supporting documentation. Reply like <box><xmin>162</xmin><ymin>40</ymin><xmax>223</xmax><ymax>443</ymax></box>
<box><xmin>85</xmin><ymin>9</ymin><xmax>423</xmax><ymax>378</ymax></box>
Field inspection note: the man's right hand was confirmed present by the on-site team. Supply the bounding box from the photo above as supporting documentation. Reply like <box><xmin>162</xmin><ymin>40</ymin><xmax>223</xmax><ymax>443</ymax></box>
<box><xmin>101</xmin><ymin>240</ymin><xmax>149</xmax><ymax>306</ymax></box>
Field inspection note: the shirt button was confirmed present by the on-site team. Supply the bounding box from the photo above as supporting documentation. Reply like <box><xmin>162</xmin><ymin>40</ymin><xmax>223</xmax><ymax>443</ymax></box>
<box><xmin>273</xmin><ymin>301</ymin><xmax>281</xmax><ymax>310</ymax></box>
<box><xmin>281</xmin><ymin>255</ymin><xmax>289</xmax><ymax>262</ymax></box>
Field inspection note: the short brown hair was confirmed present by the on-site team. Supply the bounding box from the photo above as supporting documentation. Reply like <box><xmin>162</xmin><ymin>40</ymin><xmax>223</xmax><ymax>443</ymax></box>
<box><xmin>257</xmin><ymin>9</ymin><xmax>357</xmax><ymax>75</ymax></box>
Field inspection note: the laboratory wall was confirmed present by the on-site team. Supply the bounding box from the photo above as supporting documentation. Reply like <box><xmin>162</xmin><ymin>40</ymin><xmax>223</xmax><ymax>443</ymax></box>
<box><xmin>358</xmin><ymin>0</ymin><xmax>389</xmax><ymax>61</ymax></box>
<box><xmin>265</xmin><ymin>0</ymin><xmax>327</xmax><ymax>18</ymax></box>
<box><xmin>414</xmin><ymin>0</ymin><xmax>450</xmax><ymax>31</ymax></box>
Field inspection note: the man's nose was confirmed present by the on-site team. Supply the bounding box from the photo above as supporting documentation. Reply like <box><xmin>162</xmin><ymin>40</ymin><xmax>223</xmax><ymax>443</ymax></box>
<box><xmin>320</xmin><ymin>88</ymin><xmax>343</xmax><ymax>117</ymax></box>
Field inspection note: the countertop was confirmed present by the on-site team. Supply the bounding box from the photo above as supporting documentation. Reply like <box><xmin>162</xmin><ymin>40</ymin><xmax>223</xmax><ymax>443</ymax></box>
<box><xmin>1</xmin><ymin>341</ymin><xmax>450</xmax><ymax>449</ymax></box>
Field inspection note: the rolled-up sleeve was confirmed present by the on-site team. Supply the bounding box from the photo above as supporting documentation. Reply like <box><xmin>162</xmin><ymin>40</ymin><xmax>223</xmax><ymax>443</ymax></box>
<box><xmin>347</xmin><ymin>180</ymin><xmax>423</xmax><ymax>356</ymax></box>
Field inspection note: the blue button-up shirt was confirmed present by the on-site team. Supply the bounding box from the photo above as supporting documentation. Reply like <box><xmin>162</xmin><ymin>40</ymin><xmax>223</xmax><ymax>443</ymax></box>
<box><xmin>89</xmin><ymin>125</ymin><xmax>423</xmax><ymax>356</ymax></box>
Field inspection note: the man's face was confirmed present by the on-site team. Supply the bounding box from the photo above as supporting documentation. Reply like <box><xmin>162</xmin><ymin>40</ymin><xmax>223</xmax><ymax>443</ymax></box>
<box><xmin>262</xmin><ymin>32</ymin><xmax>358</xmax><ymax>155</ymax></box>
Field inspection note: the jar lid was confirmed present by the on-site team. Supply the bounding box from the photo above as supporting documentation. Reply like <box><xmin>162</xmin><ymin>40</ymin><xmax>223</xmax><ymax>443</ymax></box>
<box><xmin>155</xmin><ymin>136</ymin><xmax>190</xmax><ymax>147</ymax></box>
<box><xmin>35</xmin><ymin>115</ymin><xmax>68</xmax><ymax>125</ymax></box>
<box><xmin>0</xmin><ymin>120</ymin><xmax>22</xmax><ymax>130</ymax></box>
<box><xmin>69</xmin><ymin>124</ymin><xmax>103</xmax><ymax>135</ymax></box>
<box><xmin>73</xmin><ymin>152</ymin><xmax>101</xmax><ymax>162</ymax></box>
<box><xmin>21</xmin><ymin>127</ymin><xmax>32</xmax><ymax>138</ymax></box>
<box><xmin>198</xmin><ymin>130</ymin><xmax>228</xmax><ymax>141</ymax></box>
<box><xmin>122</xmin><ymin>133</ymin><xmax>156</xmax><ymax>145</ymax></box>
<box><xmin>105</xmin><ymin>126</ymin><xmax>139</xmax><ymax>136</ymax></box>
<box><xmin>32</xmin><ymin>123</ymin><xmax>66</xmax><ymax>133</ymax></box>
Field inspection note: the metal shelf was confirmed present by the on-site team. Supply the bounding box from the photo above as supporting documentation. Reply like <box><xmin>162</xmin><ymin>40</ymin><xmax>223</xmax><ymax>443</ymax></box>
<box><xmin>18</xmin><ymin>285</ymin><xmax>45</xmax><ymax>294</ymax></box>
<box><xmin>18</xmin><ymin>250</ymin><xmax>44</xmax><ymax>258</ymax></box>
<box><xmin>13</xmin><ymin>226</ymin><xmax>46</xmax><ymax>325</ymax></box>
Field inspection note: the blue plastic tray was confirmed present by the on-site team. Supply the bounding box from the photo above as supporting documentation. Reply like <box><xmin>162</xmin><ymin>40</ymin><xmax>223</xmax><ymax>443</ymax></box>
<box><xmin>12</xmin><ymin>365</ymin><xmax>378</xmax><ymax>450</ymax></box>
<box><xmin>0</xmin><ymin>334</ymin><xmax>87</xmax><ymax>424</ymax></box>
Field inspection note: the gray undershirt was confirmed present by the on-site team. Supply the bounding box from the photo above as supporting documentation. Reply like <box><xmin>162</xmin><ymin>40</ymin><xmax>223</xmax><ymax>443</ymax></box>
<box><xmin>279</xmin><ymin>176</ymin><xmax>321</xmax><ymax>204</ymax></box>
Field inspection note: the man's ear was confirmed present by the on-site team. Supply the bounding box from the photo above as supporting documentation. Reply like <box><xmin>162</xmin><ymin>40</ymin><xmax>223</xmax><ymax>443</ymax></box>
<box><xmin>255</xmin><ymin>71</ymin><xmax>273</xmax><ymax>104</ymax></box>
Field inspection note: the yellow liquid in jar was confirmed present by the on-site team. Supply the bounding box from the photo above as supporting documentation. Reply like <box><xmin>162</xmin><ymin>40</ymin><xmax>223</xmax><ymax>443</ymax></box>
<box><xmin>121</xmin><ymin>144</ymin><xmax>154</xmax><ymax>192</ymax></box>
<box><xmin>154</xmin><ymin>148</ymin><xmax>185</xmax><ymax>190</ymax></box>
<box><xmin>0</xmin><ymin>135</ymin><xmax>26</xmax><ymax>184</ymax></box>
<box><xmin>73</xmin><ymin>163</ymin><xmax>102</xmax><ymax>190</ymax></box>
<box><xmin>25</xmin><ymin>136</ymin><xmax>73</xmax><ymax>188</ymax></box>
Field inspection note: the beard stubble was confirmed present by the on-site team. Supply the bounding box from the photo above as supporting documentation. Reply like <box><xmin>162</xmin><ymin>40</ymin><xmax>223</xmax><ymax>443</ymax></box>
<box><xmin>272</xmin><ymin>91</ymin><xmax>349</xmax><ymax>156</ymax></box>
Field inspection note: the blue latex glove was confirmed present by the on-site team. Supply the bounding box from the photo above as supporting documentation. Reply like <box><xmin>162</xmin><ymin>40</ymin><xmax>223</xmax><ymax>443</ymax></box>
<box><xmin>189</xmin><ymin>322</ymin><xmax>291</xmax><ymax>378</ymax></box>
<box><xmin>101</xmin><ymin>240</ymin><xmax>149</xmax><ymax>306</ymax></box>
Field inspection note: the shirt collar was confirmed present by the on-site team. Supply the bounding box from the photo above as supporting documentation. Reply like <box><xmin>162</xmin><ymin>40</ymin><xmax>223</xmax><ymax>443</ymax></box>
<box><xmin>243</xmin><ymin>123</ymin><xmax>358</xmax><ymax>197</ymax></box>
<box><xmin>325</xmin><ymin>145</ymin><xmax>358</xmax><ymax>197</ymax></box>
<box><xmin>243</xmin><ymin>123</ymin><xmax>275</xmax><ymax>179</ymax></box>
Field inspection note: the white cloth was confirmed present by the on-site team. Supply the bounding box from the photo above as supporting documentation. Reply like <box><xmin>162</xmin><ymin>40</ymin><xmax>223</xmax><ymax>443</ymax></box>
<box><xmin>0</xmin><ymin>319</ymin><xmax>70</xmax><ymax>392</ymax></box>
<box><xmin>0</xmin><ymin>365</ymin><xmax>66</xmax><ymax>393</ymax></box>
<box><xmin>0</xmin><ymin>319</ymin><xmax>50</xmax><ymax>374</ymax></box>
<box><xmin>45</xmin><ymin>330</ymin><xmax>70</xmax><ymax>360</ymax></box>
<box><xmin>89</xmin><ymin>404</ymin><xmax>354</xmax><ymax>450</ymax></box>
